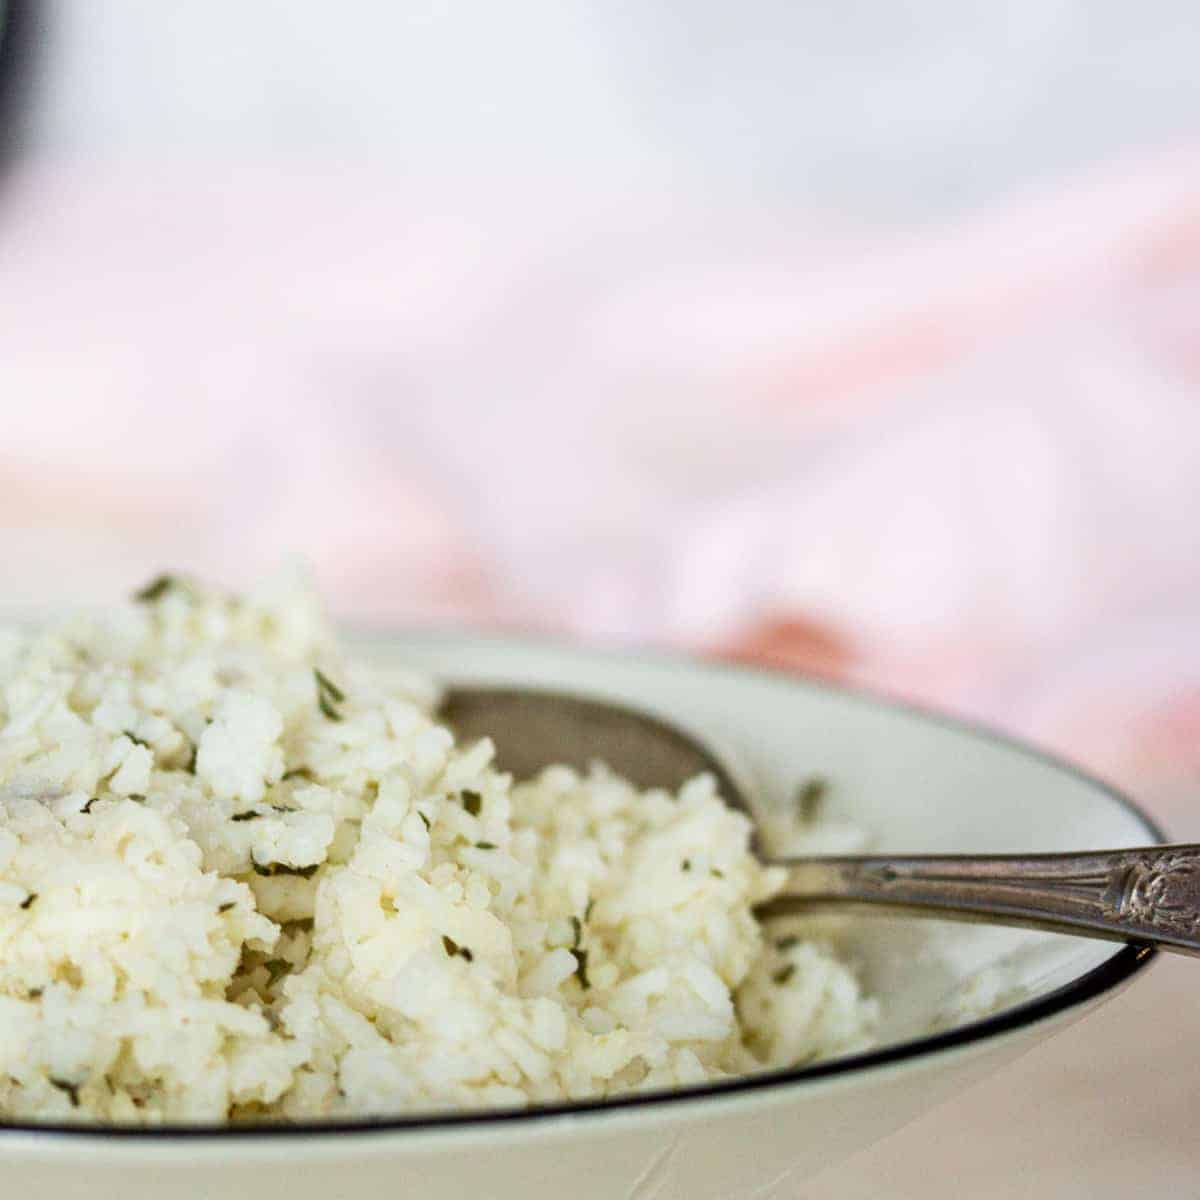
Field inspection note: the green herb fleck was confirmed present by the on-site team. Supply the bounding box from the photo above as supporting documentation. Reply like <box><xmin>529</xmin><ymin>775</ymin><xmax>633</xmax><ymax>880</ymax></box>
<box><xmin>441</xmin><ymin>935</ymin><xmax>474</xmax><ymax>962</ymax></box>
<box><xmin>474</xmin><ymin>841</ymin><xmax>497</xmax><ymax>850</ymax></box>
<box><xmin>218</xmin><ymin>902</ymin><xmax>236</xmax><ymax>914</ymax></box>
<box><xmin>461</xmin><ymin>790</ymin><xmax>482</xmax><ymax>816</ymax></box>
<box><xmin>263</xmin><ymin>959</ymin><xmax>292</xmax><ymax>987</ymax></box>
<box><xmin>127</xmin><ymin>795</ymin><xmax>146</xmax><ymax>804</ymax></box>
<box><xmin>19</xmin><ymin>892</ymin><xmax>37</xmax><ymax>911</ymax></box>
<box><xmin>314</xmin><ymin>669</ymin><xmax>346</xmax><ymax>720</ymax></box>
<box><xmin>231</xmin><ymin>811</ymin><xmax>261</xmax><ymax>822</ymax></box>
<box><xmin>795</xmin><ymin>776</ymin><xmax>829</xmax><ymax>823</ymax></box>
<box><xmin>775</xmin><ymin>936</ymin><xmax>800</xmax><ymax>952</ymax></box>
<box><xmin>711</xmin><ymin>868</ymin><xmax>725</xmax><ymax>880</ymax></box>
<box><xmin>681</xmin><ymin>859</ymin><xmax>692</xmax><ymax>872</ymax></box>
<box><xmin>27</xmin><ymin>988</ymin><xmax>43</xmax><ymax>1000</ymax></box>
<box><xmin>133</xmin><ymin>574</ymin><xmax>176</xmax><ymax>603</ymax></box>
<box><xmin>573</xmin><ymin>949</ymin><xmax>590</xmax><ymax>990</ymax></box>
<box><xmin>313</xmin><ymin>668</ymin><xmax>346</xmax><ymax>704</ymax></box>
<box><xmin>282</xmin><ymin>767</ymin><xmax>314</xmax><ymax>782</ymax></box>
<box><xmin>185</xmin><ymin>741</ymin><xmax>198</xmax><ymax>774</ymax></box>
<box><xmin>123</xmin><ymin>731</ymin><xmax>152</xmax><ymax>750</ymax></box>
<box><xmin>49</xmin><ymin>1077</ymin><xmax>81</xmax><ymax>1107</ymax></box>
<box><xmin>417</xmin><ymin>811</ymin><xmax>431</xmax><ymax>831</ymax></box>
<box><xmin>773</xmin><ymin>964</ymin><xmax>796</xmax><ymax>986</ymax></box>
<box><xmin>80</xmin><ymin>797</ymin><xmax>98</xmax><ymax>815</ymax></box>
<box><xmin>570</xmin><ymin>916</ymin><xmax>582</xmax><ymax>948</ymax></box>
<box><xmin>251</xmin><ymin>861</ymin><xmax>319</xmax><ymax>879</ymax></box>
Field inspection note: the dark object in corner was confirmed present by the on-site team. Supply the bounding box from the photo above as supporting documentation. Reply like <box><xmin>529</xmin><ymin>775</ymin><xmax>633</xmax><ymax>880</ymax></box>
<box><xmin>0</xmin><ymin>0</ymin><xmax>39</xmax><ymax>178</ymax></box>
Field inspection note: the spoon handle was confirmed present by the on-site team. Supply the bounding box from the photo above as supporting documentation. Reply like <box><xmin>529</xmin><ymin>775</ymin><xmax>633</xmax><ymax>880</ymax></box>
<box><xmin>764</xmin><ymin>845</ymin><xmax>1200</xmax><ymax>956</ymax></box>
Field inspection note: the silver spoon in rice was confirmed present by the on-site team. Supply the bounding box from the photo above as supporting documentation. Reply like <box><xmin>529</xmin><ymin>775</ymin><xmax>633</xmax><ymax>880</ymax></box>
<box><xmin>443</xmin><ymin>687</ymin><xmax>1200</xmax><ymax>957</ymax></box>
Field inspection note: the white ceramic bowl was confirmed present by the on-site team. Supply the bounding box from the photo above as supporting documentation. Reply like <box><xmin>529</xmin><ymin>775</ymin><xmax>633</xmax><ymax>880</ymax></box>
<box><xmin>0</xmin><ymin>633</ymin><xmax>1162</xmax><ymax>1200</ymax></box>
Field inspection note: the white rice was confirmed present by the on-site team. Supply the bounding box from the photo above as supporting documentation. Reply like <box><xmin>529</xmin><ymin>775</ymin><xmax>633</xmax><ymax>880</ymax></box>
<box><xmin>0</xmin><ymin>570</ymin><xmax>877</xmax><ymax>1124</ymax></box>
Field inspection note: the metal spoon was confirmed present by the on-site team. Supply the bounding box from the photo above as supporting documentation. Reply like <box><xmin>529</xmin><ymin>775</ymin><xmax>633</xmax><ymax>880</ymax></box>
<box><xmin>443</xmin><ymin>686</ymin><xmax>1200</xmax><ymax>957</ymax></box>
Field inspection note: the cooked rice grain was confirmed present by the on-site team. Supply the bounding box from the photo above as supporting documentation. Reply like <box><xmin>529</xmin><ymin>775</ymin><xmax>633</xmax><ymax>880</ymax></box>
<box><xmin>0</xmin><ymin>570</ymin><xmax>876</xmax><ymax>1123</ymax></box>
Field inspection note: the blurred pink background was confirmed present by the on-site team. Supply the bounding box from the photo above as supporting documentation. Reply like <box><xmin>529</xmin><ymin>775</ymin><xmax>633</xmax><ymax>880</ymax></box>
<box><xmin>3</xmin><ymin>154</ymin><xmax>1198</xmax><ymax>813</ymax></box>
<box><xmin>2</xmin><ymin>4</ymin><xmax>1200</xmax><ymax>1195</ymax></box>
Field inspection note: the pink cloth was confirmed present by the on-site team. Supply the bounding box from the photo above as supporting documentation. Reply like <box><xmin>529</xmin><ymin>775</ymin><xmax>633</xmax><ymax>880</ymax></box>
<box><xmin>0</xmin><ymin>153</ymin><xmax>1197</xmax><ymax>809</ymax></box>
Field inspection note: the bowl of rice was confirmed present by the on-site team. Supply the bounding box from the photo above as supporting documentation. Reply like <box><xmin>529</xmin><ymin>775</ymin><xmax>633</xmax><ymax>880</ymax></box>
<box><xmin>0</xmin><ymin>572</ymin><xmax>1160</xmax><ymax>1200</ymax></box>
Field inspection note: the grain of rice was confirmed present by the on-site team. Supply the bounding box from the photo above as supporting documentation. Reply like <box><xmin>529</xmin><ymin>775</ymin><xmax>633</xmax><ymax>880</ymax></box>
<box><xmin>0</xmin><ymin>568</ymin><xmax>876</xmax><ymax>1124</ymax></box>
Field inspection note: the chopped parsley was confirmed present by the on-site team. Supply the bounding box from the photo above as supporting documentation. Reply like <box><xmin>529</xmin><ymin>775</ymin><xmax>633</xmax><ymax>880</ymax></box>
<box><xmin>19</xmin><ymin>892</ymin><xmax>37</xmax><ymax>911</ymax></box>
<box><xmin>80</xmin><ymin>797</ymin><xmax>98</xmax><ymax>815</ymax></box>
<box><xmin>442</xmin><ymin>935</ymin><xmax>474</xmax><ymax>962</ymax></box>
<box><xmin>417</xmin><ymin>811</ymin><xmax>431</xmax><ymax>831</ymax></box>
<box><xmin>711</xmin><ymin>868</ymin><xmax>725</xmax><ymax>880</ymax></box>
<box><xmin>251</xmin><ymin>861</ymin><xmax>319</xmax><ymax>879</ymax></box>
<box><xmin>184</xmin><ymin>741</ymin><xmax>198</xmax><ymax>774</ymax></box>
<box><xmin>313</xmin><ymin>668</ymin><xmax>345</xmax><ymax>703</ymax></box>
<box><xmin>474</xmin><ymin>841</ymin><xmax>497</xmax><ymax>850</ymax></box>
<box><xmin>218</xmin><ymin>902</ymin><xmax>236</xmax><ymax>914</ymax></box>
<box><xmin>772</xmin><ymin>964</ymin><xmax>796</xmax><ymax>986</ymax></box>
<box><xmin>127</xmin><ymin>795</ymin><xmax>146</xmax><ymax>804</ymax></box>
<box><xmin>231</xmin><ymin>811</ymin><xmax>261</xmax><ymax>822</ymax></box>
<box><xmin>132</xmin><ymin>574</ymin><xmax>177</xmax><ymax>603</ymax></box>
<box><xmin>681</xmin><ymin>859</ymin><xmax>692</xmax><ymax>872</ymax></box>
<box><xmin>573</xmin><ymin>949</ymin><xmax>591</xmax><ymax>990</ymax></box>
<box><xmin>314</xmin><ymin>669</ymin><xmax>346</xmax><ymax>721</ymax></box>
<box><xmin>263</xmin><ymin>959</ymin><xmax>292</xmax><ymax>987</ymax></box>
<box><xmin>124</xmin><ymin>730</ymin><xmax>152</xmax><ymax>750</ymax></box>
<box><xmin>795</xmin><ymin>776</ymin><xmax>829</xmax><ymax>823</ymax></box>
<box><xmin>461</xmin><ymin>790</ymin><xmax>482</xmax><ymax>816</ymax></box>
<box><xmin>49</xmin><ymin>1077</ymin><xmax>81</xmax><ymax>1107</ymax></box>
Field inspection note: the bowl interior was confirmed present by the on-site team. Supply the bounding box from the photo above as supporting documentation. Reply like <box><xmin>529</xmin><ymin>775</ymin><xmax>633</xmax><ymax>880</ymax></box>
<box><xmin>357</xmin><ymin>629</ymin><xmax>1160</xmax><ymax>1056</ymax></box>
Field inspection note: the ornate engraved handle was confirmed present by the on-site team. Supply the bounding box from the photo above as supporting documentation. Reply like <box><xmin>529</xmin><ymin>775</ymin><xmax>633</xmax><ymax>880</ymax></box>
<box><xmin>763</xmin><ymin>845</ymin><xmax>1200</xmax><ymax>956</ymax></box>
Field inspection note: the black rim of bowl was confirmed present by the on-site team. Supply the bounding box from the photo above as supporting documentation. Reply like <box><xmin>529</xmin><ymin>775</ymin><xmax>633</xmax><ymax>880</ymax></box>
<box><xmin>0</xmin><ymin>641</ymin><xmax>1165</xmax><ymax>1140</ymax></box>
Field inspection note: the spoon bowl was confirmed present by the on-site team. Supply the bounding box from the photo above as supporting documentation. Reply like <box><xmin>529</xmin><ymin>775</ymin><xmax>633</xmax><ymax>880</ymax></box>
<box><xmin>441</xmin><ymin>685</ymin><xmax>747</xmax><ymax>805</ymax></box>
<box><xmin>444</xmin><ymin>684</ymin><xmax>1199</xmax><ymax>956</ymax></box>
